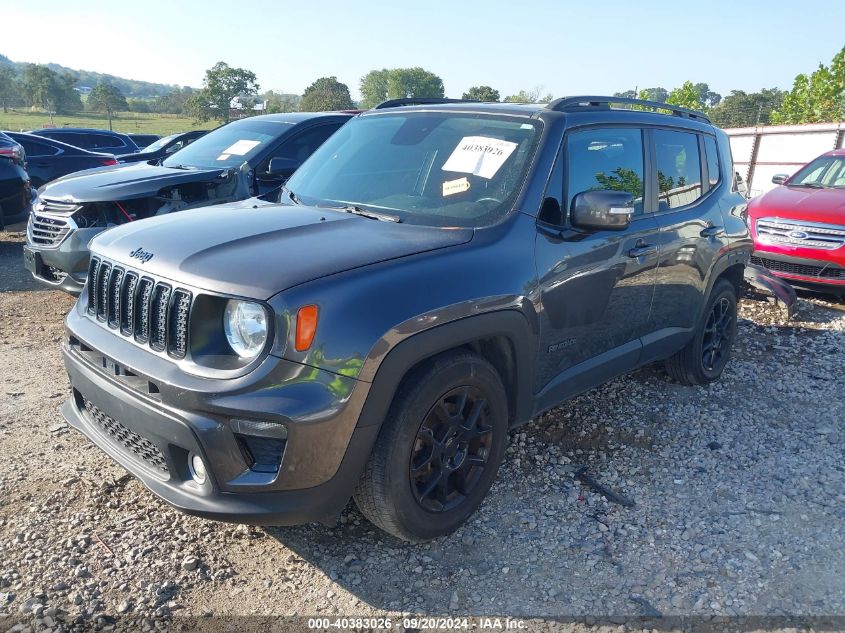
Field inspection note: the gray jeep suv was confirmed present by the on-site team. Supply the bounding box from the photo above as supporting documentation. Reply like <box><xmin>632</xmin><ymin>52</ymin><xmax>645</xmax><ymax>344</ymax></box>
<box><xmin>60</xmin><ymin>97</ymin><xmax>752</xmax><ymax>541</ymax></box>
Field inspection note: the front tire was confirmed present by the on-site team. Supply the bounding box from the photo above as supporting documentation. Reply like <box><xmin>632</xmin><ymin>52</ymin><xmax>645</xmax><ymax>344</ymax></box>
<box><xmin>353</xmin><ymin>351</ymin><xmax>508</xmax><ymax>542</ymax></box>
<box><xmin>665</xmin><ymin>278</ymin><xmax>738</xmax><ymax>385</ymax></box>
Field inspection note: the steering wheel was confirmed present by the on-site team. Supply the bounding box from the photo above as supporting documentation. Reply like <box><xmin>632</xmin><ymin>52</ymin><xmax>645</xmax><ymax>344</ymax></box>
<box><xmin>475</xmin><ymin>197</ymin><xmax>502</xmax><ymax>208</ymax></box>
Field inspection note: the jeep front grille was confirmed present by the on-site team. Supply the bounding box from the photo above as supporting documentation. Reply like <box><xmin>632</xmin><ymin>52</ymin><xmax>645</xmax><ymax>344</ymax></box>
<box><xmin>28</xmin><ymin>213</ymin><xmax>73</xmax><ymax>247</ymax></box>
<box><xmin>87</xmin><ymin>256</ymin><xmax>192</xmax><ymax>359</ymax></box>
<box><xmin>756</xmin><ymin>218</ymin><xmax>845</xmax><ymax>250</ymax></box>
<box><xmin>81</xmin><ymin>396</ymin><xmax>168</xmax><ymax>473</ymax></box>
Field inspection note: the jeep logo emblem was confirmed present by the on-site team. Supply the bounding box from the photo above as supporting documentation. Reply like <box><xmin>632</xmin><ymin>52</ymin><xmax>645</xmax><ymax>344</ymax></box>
<box><xmin>129</xmin><ymin>247</ymin><xmax>154</xmax><ymax>264</ymax></box>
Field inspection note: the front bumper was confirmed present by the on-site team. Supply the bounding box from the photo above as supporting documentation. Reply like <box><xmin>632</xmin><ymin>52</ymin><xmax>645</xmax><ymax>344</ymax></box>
<box><xmin>61</xmin><ymin>311</ymin><xmax>379</xmax><ymax>526</ymax></box>
<box><xmin>25</xmin><ymin>224</ymin><xmax>105</xmax><ymax>295</ymax></box>
<box><xmin>751</xmin><ymin>251</ymin><xmax>845</xmax><ymax>289</ymax></box>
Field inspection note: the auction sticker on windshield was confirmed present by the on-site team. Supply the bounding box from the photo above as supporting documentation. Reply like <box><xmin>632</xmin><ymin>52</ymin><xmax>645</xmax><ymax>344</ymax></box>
<box><xmin>442</xmin><ymin>136</ymin><xmax>517</xmax><ymax>179</ymax></box>
<box><xmin>442</xmin><ymin>177</ymin><xmax>471</xmax><ymax>196</ymax></box>
<box><xmin>222</xmin><ymin>139</ymin><xmax>262</xmax><ymax>155</ymax></box>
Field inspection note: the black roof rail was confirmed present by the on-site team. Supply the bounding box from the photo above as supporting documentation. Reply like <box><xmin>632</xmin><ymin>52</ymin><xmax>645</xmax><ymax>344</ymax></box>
<box><xmin>372</xmin><ymin>98</ymin><xmax>478</xmax><ymax>110</ymax></box>
<box><xmin>547</xmin><ymin>95</ymin><xmax>711</xmax><ymax>123</ymax></box>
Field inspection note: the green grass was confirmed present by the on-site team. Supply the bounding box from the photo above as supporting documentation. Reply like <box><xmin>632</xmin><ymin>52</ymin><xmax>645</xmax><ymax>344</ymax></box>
<box><xmin>0</xmin><ymin>109</ymin><xmax>220</xmax><ymax>136</ymax></box>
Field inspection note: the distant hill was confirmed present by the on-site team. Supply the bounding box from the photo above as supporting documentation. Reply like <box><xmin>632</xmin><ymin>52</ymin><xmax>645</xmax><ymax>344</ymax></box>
<box><xmin>0</xmin><ymin>53</ymin><xmax>186</xmax><ymax>98</ymax></box>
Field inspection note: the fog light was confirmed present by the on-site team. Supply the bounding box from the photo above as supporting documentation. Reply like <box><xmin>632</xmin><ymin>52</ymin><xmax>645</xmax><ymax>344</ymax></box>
<box><xmin>189</xmin><ymin>453</ymin><xmax>207</xmax><ymax>484</ymax></box>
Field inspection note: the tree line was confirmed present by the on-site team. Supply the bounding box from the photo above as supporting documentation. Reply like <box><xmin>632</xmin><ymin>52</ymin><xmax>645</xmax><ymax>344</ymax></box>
<box><xmin>2</xmin><ymin>46</ymin><xmax>842</xmax><ymax>128</ymax></box>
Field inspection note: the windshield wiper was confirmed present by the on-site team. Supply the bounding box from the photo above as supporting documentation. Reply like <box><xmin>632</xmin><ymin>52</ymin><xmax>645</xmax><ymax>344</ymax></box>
<box><xmin>792</xmin><ymin>182</ymin><xmax>825</xmax><ymax>188</ymax></box>
<box><xmin>324</xmin><ymin>204</ymin><xmax>401</xmax><ymax>223</ymax></box>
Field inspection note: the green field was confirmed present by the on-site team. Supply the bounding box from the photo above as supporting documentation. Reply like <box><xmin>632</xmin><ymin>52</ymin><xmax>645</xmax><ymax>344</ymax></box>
<box><xmin>0</xmin><ymin>110</ymin><xmax>220</xmax><ymax>136</ymax></box>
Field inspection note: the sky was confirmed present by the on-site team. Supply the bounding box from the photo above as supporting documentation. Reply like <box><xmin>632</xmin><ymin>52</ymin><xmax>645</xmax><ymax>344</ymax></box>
<box><xmin>2</xmin><ymin>0</ymin><xmax>843</xmax><ymax>101</ymax></box>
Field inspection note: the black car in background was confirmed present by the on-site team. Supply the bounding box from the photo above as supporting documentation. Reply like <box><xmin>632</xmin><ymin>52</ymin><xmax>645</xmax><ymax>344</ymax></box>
<box><xmin>4</xmin><ymin>132</ymin><xmax>119</xmax><ymax>188</ymax></box>
<box><xmin>127</xmin><ymin>133</ymin><xmax>160</xmax><ymax>149</ymax></box>
<box><xmin>28</xmin><ymin>128</ymin><xmax>140</xmax><ymax>155</ymax></box>
<box><xmin>0</xmin><ymin>132</ymin><xmax>31</xmax><ymax>229</ymax></box>
<box><xmin>117</xmin><ymin>130</ymin><xmax>208</xmax><ymax>164</ymax></box>
<box><xmin>24</xmin><ymin>111</ymin><xmax>354</xmax><ymax>293</ymax></box>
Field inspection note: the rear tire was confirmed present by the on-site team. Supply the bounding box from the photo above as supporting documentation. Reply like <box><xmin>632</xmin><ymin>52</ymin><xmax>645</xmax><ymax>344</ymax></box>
<box><xmin>353</xmin><ymin>350</ymin><xmax>508</xmax><ymax>542</ymax></box>
<box><xmin>665</xmin><ymin>279</ymin><xmax>738</xmax><ymax>386</ymax></box>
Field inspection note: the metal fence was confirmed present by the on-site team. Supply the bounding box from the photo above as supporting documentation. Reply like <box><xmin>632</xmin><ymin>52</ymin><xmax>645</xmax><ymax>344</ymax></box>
<box><xmin>725</xmin><ymin>122</ymin><xmax>845</xmax><ymax>198</ymax></box>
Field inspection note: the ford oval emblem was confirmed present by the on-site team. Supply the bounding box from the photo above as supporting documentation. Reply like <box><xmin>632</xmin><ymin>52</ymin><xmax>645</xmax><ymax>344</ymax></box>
<box><xmin>788</xmin><ymin>230</ymin><xmax>809</xmax><ymax>240</ymax></box>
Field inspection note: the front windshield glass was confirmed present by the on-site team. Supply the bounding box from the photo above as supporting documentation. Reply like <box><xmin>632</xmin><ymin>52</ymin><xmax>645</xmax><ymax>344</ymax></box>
<box><xmin>139</xmin><ymin>133</ymin><xmax>178</xmax><ymax>154</ymax></box>
<box><xmin>283</xmin><ymin>112</ymin><xmax>541</xmax><ymax>227</ymax></box>
<box><xmin>162</xmin><ymin>120</ymin><xmax>291</xmax><ymax>169</ymax></box>
<box><xmin>790</xmin><ymin>155</ymin><xmax>845</xmax><ymax>188</ymax></box>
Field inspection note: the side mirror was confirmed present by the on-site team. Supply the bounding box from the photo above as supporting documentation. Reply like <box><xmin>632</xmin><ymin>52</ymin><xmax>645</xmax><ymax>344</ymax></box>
<box><xmin>772</xmin><ymin>173</ymin><xmax>789</xmax><ymax>185</ymax></box>
<box><xmin>571</xmin><ymin>190</ymin><xmax>634</xmax><ymax>231</ymax></box>
<box><xmin>265</xmin><ymin>157</ymin><xmax>300</xmax><ymax>179</ymax></box>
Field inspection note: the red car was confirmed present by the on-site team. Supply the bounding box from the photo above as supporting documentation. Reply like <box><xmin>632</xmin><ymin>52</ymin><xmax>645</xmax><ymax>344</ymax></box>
<box><xmin>748</xmin><ymin>149</ymin><xmax>845</xmax><ymax>292</ymax></box>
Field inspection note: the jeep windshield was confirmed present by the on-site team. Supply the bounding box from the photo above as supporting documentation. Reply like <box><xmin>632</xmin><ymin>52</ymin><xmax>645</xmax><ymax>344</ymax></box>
<box><xmin>282</xmin><ymin>111</ymin><xmax>541</xmax><ymax>227</ymax></box>
<box><xmin>162</xmin><ymin>119</ymin><xmax>292</xmax><ymax>170</ymax></box>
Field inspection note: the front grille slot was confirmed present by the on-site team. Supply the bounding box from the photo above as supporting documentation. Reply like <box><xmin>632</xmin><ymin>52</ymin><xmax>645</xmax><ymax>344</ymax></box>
<box><xmin>95</xmin><ymin>262</ymin><xmax>111</xmax><ymax>321</ymax></box>
<box><xmin>168</xmin><ymin>290</ymin><xmax>192</xmax><ymax>358</ymax></box>
<box><xmin>756</xmin><ymin>218</ymin><xmax>845</xmax><ymax>250</ymax></box>
<box><xmin>751</xmin><ymin>256</ymin><xmax>845</xmax><ymax>280</ymax></box>
<box><xmin>84</xmin><ymin>257</ymin><xmax>191</xmax><ymax>359</ymax></box>
<box><xmin>81</xmin><ymin>396</ymin><xmax>168</xmax><ymax>473</ymax></box>
<box><xmin>29</xmin><ymin>213</ymin><xmax>73</xmax><ymax>247</ymax></box>
<box><xmin>120</xmin><ymin>272</ymin><xmax>139</xmax><ymax>336</ymax></box>
<box><xmin>149</xmin><ymin>284</ymin><xmax>171</xmax><ymax>351</ymax></box>
<box><xmin>134</xmin><ymin>278</ymin><xmax>154</xmax><ymax>343</ymax></box>
<box><xmin>107</xmin><ymin>267</ymin><xmax>124</xmax><ymax>329</ymax></box>
<box><xmin>87</xmin><ymin>257</ymin><xmax>100</xmax><ymax>315</ymax></box>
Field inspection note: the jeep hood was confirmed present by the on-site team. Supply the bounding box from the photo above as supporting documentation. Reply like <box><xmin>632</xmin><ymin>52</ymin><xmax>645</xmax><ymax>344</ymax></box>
<box><xmin>90</xmin><ymin>201</ymin><xmax>474</xmax><ymax>298</ymax></box>
<box><xmin>38</xmin><ymin>161</ymin><xmax>231</xmax><ymax>203</ymax></box>
<box><xmin>749</xmin><ymin>185</ymin><xmax>845</xmax><ymax>225</ymax></box>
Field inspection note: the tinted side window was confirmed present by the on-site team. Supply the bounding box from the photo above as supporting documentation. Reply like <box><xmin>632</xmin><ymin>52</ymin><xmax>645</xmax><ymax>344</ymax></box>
<box><xmin>274</xmin><ymin>125</ymin><xmax>340</xmax><ymax>164</ymax></box>
<box><xmin>89</xmin><ymin>134</ymin><xmax>124</xmax><ymax>149</ymax></box>
<box><xmin>19</xmin><ymin>139</ymin><xmax>59</xmax><ymax>157</ymax></box>
<box><xmin>566</xmin><ymin>127</ymin><xmax>645</xmax><ymax>215</ymax></box>
<box><xmin>703</xmin><ymin>135</ymin><xmax>720</xmax><ymax>188</ymax></box>
<box><xmin>55</xmin><ymin>133</ymin><xmax>93</xmax><ymax>149</ymax></box>
<box><xmin>654</xmin><ymin>129</ymin><xmax>703</xmax><ymax>210</ymax></box>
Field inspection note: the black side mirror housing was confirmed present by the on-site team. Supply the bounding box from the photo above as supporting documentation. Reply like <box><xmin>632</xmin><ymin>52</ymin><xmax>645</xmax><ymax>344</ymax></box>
<box><xmin>266</xmin><ymin>157</ymin><xmax>300</xmax><ymax>179</ymax></box>
<box><xmin>571</xmin><ymin>190</ymin><xmax>634</xmax><ymax>231</ymax></box>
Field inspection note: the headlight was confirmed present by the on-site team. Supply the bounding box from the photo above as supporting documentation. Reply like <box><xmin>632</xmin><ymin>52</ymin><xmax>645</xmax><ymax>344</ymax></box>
<box><xmin>223</xmin><ymin>299</ymin><xmax>268</xmax><ymax>359</ymax></box>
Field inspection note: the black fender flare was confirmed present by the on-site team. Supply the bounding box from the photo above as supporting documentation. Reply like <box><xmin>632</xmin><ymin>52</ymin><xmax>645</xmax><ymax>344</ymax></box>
<box><xmin>356</xmin><ymin>310</ymin><xmax>537</xmax><ymax>432</ymax></box>
<box><xmin>704</xmin><ymin>247</ymin><xmax>749</xmax><ymax>300</ymax></box>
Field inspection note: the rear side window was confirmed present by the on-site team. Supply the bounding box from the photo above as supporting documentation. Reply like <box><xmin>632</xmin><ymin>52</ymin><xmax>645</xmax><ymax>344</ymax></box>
<box><xmin>653</xmin><ymin>129</ymin><xmax>703</xmax><ymax>210</ymax></box>
<box><xmin>45</xmin><ymin>132</ymin><xmax>91</xmax><ymax>149</ymax></box>
<box><xmin>19</xmin><ymin>139</ymin><xmax>59</xmax><ymax>157</ymax></box>
<box><xmin>565</xmin><ymin>127</ymin><xmax>645</xmax><ymax>214</ymax></box>
<box><xmin>703</xmin><ymin>135</ymin><xmax>720</xmax><ymax>188</ymax></box>
<box><xmin>88</xmin><ymin>134</ymin><xmax>125</xmax><ymax>149</ymax></box>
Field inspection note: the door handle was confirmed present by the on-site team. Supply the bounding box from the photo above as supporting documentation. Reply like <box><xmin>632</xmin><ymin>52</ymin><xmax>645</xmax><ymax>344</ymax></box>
<box><xmin>627</xmin><ymin>244</ymin><xmax>657</xmax><ymax>258</ymax></box>
<box><xmin>700</xmin><ymin>225</ymin><xmax>724</xmax><ymax>238</ymax></box>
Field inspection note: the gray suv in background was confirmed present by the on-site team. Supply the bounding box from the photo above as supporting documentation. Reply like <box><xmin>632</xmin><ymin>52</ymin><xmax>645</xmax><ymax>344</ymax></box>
<box><xmin>23</xmin><ymin>112</ymin><xmax>353</xmax><ymax>294</ymax></box>
<box><xmin>60</xmin><ymin>97</ymin><xmax>752</xmax><ymax>541</ymax></box>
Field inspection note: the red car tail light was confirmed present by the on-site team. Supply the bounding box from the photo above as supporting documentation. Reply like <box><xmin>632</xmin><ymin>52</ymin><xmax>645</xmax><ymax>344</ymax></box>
<box><xmin>100</xmin><ymin>158</ymin><xmax>118</xmax><ymax>166</ymax></box>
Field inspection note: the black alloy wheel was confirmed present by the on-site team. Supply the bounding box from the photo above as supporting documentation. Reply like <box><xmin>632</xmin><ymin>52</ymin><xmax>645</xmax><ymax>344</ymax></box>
<box><xmin>410</xmin><ymin>386</ymin><xmax>493</xmax><ymax>512</ymax></box>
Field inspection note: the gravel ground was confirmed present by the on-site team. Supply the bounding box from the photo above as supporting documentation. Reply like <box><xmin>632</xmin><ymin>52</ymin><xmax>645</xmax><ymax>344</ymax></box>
<box><xmin>1</xmin><ymin>228</ymin><xmax>844</xmax><ymax>632</ymax></box>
